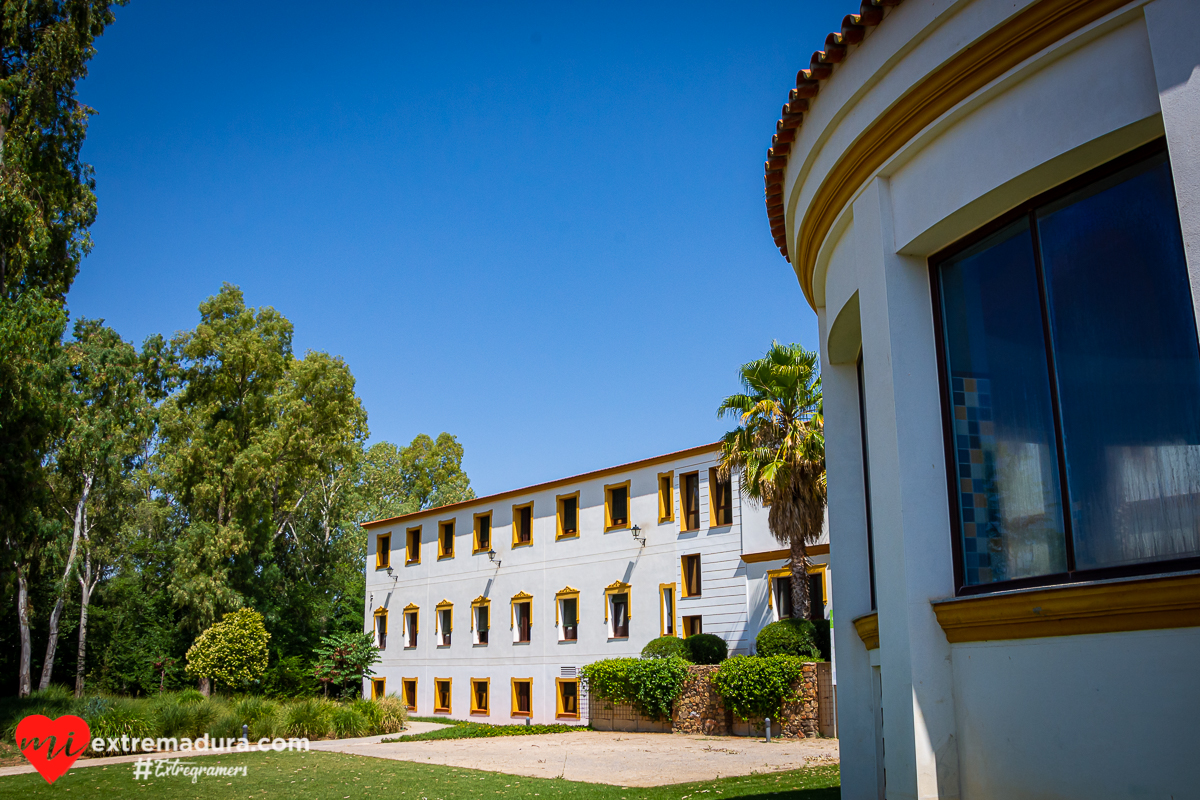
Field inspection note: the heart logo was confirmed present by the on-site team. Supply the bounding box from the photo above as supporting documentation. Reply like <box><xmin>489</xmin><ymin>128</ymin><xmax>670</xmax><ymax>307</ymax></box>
<box><xmin>15</xmin><ymin>714</ymin><xmax>90</xmax><ymax>784</ymax></box>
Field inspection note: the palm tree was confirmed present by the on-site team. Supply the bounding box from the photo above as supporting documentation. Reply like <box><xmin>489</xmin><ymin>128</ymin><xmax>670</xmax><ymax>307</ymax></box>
<box><xmin>717</xmin><ymin>341</ymin><xmax>825</xmax><ymax>620</ymax></box>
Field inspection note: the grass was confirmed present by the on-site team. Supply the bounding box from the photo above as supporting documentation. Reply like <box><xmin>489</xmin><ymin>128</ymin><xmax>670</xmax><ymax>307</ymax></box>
<box><xmin>390</xmin><ymin>716</ymin><xmax>585</xmax><ymax>741</ymax></box>
<box><xmin>0</xmin><ymin>750</ymin><xmax>840</xmax><ymax>799</ymax></box>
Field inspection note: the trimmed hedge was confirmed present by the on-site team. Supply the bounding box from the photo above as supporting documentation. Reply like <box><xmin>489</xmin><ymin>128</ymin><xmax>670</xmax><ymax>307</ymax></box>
<box><xmin>684</xmin><ymin>633</ymin><xmax>727</xmax><ymax>665</ymax></box>
<box><xmin>755</xmin><ymin>619</ymin><xmax>821</xmax><ymax>659</ymax></box>
<box><xmin>579</xmin><ymin>656</ymin><xmax>690</xmax><ymax>721</ymax></box>
<box><xmin>711</xmin><ymin>654</ymin><xmax>806</xmax><ymax>721</ymax></box>
<box><xmin>641</xmin><ymin>636</ymin><xmax>690</xmax><ymax>660</ymax></box>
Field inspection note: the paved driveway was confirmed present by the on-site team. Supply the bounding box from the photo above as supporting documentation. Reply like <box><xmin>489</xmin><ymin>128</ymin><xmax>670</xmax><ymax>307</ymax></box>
<box><xmin>328</xmin><ymin>730</ymin><xmax>839</xmax><ymax>787</ymax></box>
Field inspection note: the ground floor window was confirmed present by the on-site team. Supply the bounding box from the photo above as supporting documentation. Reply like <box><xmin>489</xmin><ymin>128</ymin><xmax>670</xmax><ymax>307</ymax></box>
<box><xmin>434</xmin><ymin>678</ymin><xmax>452</xmax><ymax>714</ymax></box>
<box><xmin>683</xmin><ymin>615</ymin><xmax>702</xmax><ymax>637</ymax></box>
<box><xmin>402</xmin><ymin>678</ymin><xmax>417</xmax><ymax>712</ymax></box>
<box><xmin>371</xmin><ymin>678</ymin><xmax>385</xmax><ymax>700</ymax></box>
<box><xmin>374</xmin><ymin>608</ymin><xmax>387</xmax><ymax>649</ymax></box>
<box><xmin>556</xmin><ymin>678</ymin><xmax>579</xmax><ymax>719</ymax></box>
<box><xmin>659</xmin><ymin>584</ymin><xmax>675</xmax><ymax>636</ymax></box>
<box><xmin>511</xmin><ymin>678</ymin><xmax>532</xmax><ymax>717</ymax></box>
<box><xmin>470</xmin><ymin>678</ymin><xmax>490</xmax><ymax>715</ymax></box>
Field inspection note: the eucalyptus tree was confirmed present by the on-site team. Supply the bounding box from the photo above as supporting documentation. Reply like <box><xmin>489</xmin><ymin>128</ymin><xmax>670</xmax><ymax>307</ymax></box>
<box><xmin>717</xmin><ymin>342</ymin><xmax>825</xmax><ymax>619</ymax></box>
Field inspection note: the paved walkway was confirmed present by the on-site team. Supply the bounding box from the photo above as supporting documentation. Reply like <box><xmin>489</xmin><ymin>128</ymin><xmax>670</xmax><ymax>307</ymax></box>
<box><xmin>325</xmin><ymin>730</ymin><xmax>839</xmax><ymax>787</ymax></box>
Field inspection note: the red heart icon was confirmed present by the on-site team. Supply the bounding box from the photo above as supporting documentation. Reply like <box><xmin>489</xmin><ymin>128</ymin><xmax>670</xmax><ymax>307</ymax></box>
<box><xmin>15</xmin><ymin>714</ymin><xmax>90</xmax><ymax>784</ymax></box>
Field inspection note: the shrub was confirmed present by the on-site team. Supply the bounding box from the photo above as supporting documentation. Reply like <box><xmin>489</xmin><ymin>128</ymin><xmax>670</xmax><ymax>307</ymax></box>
<box><xmin>249</xmin><ymin>707</ymin><xmax>285</xmax><ymax>741</ymax></box>
<box><xmin>711</xmin><ymin>655</ymin><xmax>806</xmax><ymax>721</ymax></box>
<box><xmin>580</xmin><ymin>656</ymin><xmax>689</xmax><ymax>721</ymax></box>
<box><xmin>755</xmin><ymin>619</ymin><xmax>821</xmax><ymax>659</ymax></box>
<box><xmin>372</xmin><ymin>695</ymin><xmax>407</xmax><ymax>734</ymax></box>
<box><xmin>208</xmin><ymin>709</ymin><xmax>242</xmax><ymax>739</ymax></box>
<box><xmin>684</xmin><ymin>633</ymin><xmax>728</xmax><ymax>665</ymax></box>
<box><xmin>185</xmin><ymin>608</ymin><xmax>271</xmax><ymax>692</ymax></box>
<box><xmin>312</xmin><ymin>632</ymin><xmax>380</xmax><ymax>699</ymax></box>
<box><xmin>262</xmin><ymin>654</ymin><xmax>320</xmax><ymax>699</ymax></box>
<box><xmin>283</xmin><ymin>698</ymin><xmax>333</xmax><ymax>739</ymax></box>
<box><xmin>176</xmin><ymin>688</ymin><xmax>205</xmax><ymax>706</ymax></box>
<box><xmin>331</xmin><ymin>706</ymin><xmax>370</xmax><ymax>738</ymax></box>
<box><xmin>85</xmin><ymin>697</ymin><xmax>154</xmax><ymax>743</ymax></box>
<box><xmin>640</xmin><ymin>636</ymin><xmax>690</xmax><ymax>660</ymax></box>
<box><xmin>152</xmin><ymin>698</ymin><xmax>193</xmax><ymax>739</ymax></box>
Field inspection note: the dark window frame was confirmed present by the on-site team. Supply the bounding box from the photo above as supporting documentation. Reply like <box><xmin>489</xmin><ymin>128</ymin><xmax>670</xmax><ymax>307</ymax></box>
<box><xmin>930</xmin><ymin>139</ymin><xmax>1200</xmax><ymax>597</ymax></box>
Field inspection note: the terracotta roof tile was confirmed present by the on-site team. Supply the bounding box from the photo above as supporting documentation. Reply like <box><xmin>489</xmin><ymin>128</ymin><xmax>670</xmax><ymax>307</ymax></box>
<box><xmin>764</xmin><ymin>0</ymin><xmax>903</xmax><ymax>262</ymax></box>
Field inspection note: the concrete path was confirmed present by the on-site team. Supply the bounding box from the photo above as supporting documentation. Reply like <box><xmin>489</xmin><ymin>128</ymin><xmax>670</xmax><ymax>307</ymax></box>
<box><xmin>0</xmin><ymin>720</ymin><xmax>450</xmax><ymax>779</ymax></box>
<box><xmin>326</xmin><ymin>731</ymin><xmax>840</xmax><ymax>787</ymax></box>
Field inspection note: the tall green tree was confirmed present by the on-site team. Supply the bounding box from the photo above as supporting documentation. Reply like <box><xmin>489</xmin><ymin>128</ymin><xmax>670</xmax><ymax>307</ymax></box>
<box><xmin>39</xmin><ymin>319</ymin><xmax>151</xmax><ymax>694</ymax></box>
<box><xmin>717</xmin><ymin>342</ymin><xmax>825</xmax><ymax>619</ymax></box>
<box><xmin>357</xmin><ymin>433</ymin><xmax>475</xmax><ymax>523</ymax></box>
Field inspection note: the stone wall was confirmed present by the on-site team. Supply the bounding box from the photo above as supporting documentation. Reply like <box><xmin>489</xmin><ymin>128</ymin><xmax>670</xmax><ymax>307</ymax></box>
<box><xmin>670</xmin><ymin>665</ymin><xmax>732</xmax><ymax>735</ymax></box>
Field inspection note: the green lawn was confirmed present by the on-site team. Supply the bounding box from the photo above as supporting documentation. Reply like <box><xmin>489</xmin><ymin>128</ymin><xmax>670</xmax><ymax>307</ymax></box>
<box><xmin>0</xmin><ymin>750</ymin><xmax>839</xmax><ymax>799</ymax></box>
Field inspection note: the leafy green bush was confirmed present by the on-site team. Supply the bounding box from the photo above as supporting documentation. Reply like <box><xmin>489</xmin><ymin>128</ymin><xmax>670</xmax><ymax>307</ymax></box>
<box><xmin>711</xmin><ymin>655</ymin><xmax>806</xmax><ymax>721</ymax></box>
<box><xmin>640</xmin><ymin>636</ymin><xmax>690</xmax><ymax>660</ymax></box>
<box><xmin>262</xmin><ymin>654</ymin><xmax>320</xmax><ymax>698</ymax></box>
<box><xmin>177</xmin><ymin>688</ymin><xmax>205</xmax><ymax>705</ymax></box>
<box><xmin>580</xmin><ymin>656</ymin><xmax>689</xmax><ymax>721</ymax></box>
<box><xmin>185</xmin><ymin>608</ymin><xmax>271</xmax><ymax>692</ymax></box>
<box><xmin>755</xmin><ymin>619</ymin><xmax>821</xmax><ymax>659</ymax></box>
<box><xmin>331</xmin><ymin>706</ymin><xmax>370</xmax><ymax>738</ymax></box>
<box><xmin>684</xmin><ymin>633</ymin><xmax>728</xmax><ymax>665</ymax></box>
<box><xmin>283</xmin><ymin>698</ymin><xmax>333</xmax><ymax>738</ymax></box>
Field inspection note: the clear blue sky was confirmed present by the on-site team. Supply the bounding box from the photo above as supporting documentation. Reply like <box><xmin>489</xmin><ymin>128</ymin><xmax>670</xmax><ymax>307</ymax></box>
<box><xmin>70</xmin><ymin>1</ymin><xmax>838</xmax><ymax>496</ymax></box>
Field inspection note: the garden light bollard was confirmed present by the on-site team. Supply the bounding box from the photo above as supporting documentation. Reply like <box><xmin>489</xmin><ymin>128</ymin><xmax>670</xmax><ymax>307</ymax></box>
<box><xmin>525</xmin><ymin>717</ymin><xmax>530</xmax><ymax>727</ymax></box>
<box><xmin>765</xmin><ymin>717</ymin><xmax>771</xmax><ymax>743</ymax></box>
<box><xmin>242</xmin><ymin>724</ymin><xmax>249</xmax><ymax>742</ymax></box>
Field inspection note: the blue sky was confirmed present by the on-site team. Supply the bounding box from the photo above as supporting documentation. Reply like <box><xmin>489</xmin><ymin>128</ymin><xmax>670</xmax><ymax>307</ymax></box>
<box><xmin>70</xmin><ymin>1</ymin><xmax>838</xmax><ymax>496</ymax></box>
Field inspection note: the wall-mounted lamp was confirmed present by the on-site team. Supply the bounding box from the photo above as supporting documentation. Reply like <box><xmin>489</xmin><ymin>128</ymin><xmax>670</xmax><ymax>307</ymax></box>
<box><xmin>631</xmin><ymin>524</ymin><xmax>645</xmax><ymax>546</ymax></box>
<box><xmin>488</xmin><ymin>548</ymin><xmax>502</xmax><ymax>567</ymax></box>
<box><xmin>386</xmin><ymin>565</ymin><xmax>394</xmax><ymax>578</ymax></box>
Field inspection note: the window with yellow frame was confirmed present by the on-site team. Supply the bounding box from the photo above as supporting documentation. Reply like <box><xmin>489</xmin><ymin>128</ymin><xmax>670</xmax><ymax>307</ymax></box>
<box><xmin>657</xmin><ymin>472</ymin><xmax>674</xmax><ymax>523</ymax></box>
<box><xmin>510</xmin><ymin>677</ymin><xmax>532</xmax><ymax>717</ymax></box>
<box><xmin>373</xmin><ymin>607</ymin><xmax>388</xmax><ymax>649</ymax></box>
<box><xmin>434</xmin><ymin>678</ymin><xmax>452</xmax><ymax>714</ymax></box>
<box><xmin>402</xmin><ymin>603</ymin><xmax>419</xmax><ymax>648</ymax></box>
<box><xmin>681</xmin><ymin>554</ymin><xmax>702</xmax><ymax>597</ymax></box>
<box><xmin>473</xmin><ymin>511</ymin><xmax>492</xmax><ymax>553</ymax></box>
<box><xmin>435</xmin><ymin>599</ymin><xmax>453</xmax><ymax>647</ymax></box>
<box><xmin>402</xmin><ymin>678</ymin><xmax>418</xmax><ymax>711</ymax></box>
<box><xmin>555</xmin><ymin>586</ymin><xmax>579</xmax><ymax>641</ymax></box>
<box><xmin>767</xmin><ymin>563</ymin><xmax>829</xmax><ymax>620</ymax></box>
<box><xmin>604</xmin><ymin>480</ymin><xmax>631</xmax><ymax>531</ymax></box>
<box><xmin>555</xmin><ymin>678</ymin><xmax>580</xmax><ymax>719</ymax></box>
<box><xmin>371</xmin><ymin>677</ymin><xmax>386</xmax><ymax>700</ymax></box>
<box><xmin>512</xmin><ymin>501</ymin><xmax>534</xmax><ymax>547</ymax></box>
<box><xmin>708</xmin><ymin>467</ymin><xmax>733</xmax><ymax>526</ymax></box>
<box><xmin>658</xmin><ymin>583</ymin><xmax>677</xmax><ymax>637</ymax></box>
<box><xmin>604</xmin><ymin>580</ymin><xmax>631</xmax><ymax>639</ymax></box>
<box><xmin>405</xmin><ymin>526</ymin><xmax>421</xmax><ymax>564</ymax></box>
<box><xmin>470</xmin><ymin>678</ymin><xmax>490</xmax><ymax>715</ymax></box>
<box><xmin>375</xmin><ymin>533</ymin><xmax>391</xmax><ymax>569</ymax></box>
<box><xmin>437</xmin><ymin>519</ymin><xmax>455</xmax><ymax>559</ymax></box>
<box><xmin>471</xmin><ymin>596</ymin><xmax>491</xmax><ymax>645</ymax></box>
<box><xmin>556</xmin><ymin>492</ymin><xmax>580</xmax><ymax>539</ymax></box>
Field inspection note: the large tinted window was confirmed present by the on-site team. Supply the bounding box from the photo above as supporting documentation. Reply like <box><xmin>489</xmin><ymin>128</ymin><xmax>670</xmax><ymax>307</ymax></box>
<box><xmin>936</xmin><ymin>146</ymin><xmax>1200</xmax><ymax>590</ymax></box>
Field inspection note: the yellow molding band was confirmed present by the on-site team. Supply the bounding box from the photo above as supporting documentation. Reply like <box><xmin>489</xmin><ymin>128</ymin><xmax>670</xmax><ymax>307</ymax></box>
<box><xmin>742</xmin><ymin>544</ymin><xmax>829</xmax><ymax>564</ymax></box>
<box><xmin>932</xmin><ymin>572</ymin><xmax>1200</xmax><ymax>644</ymax></box>
<box><xmin>853</xmin><ymin>612</ymin><xmax>879</xmax><ymax>650</ymax></box>
<box><xmin>793</xmin><ymin>0</ymin><xmax>1130</xmax><ymax>309</ymax></box>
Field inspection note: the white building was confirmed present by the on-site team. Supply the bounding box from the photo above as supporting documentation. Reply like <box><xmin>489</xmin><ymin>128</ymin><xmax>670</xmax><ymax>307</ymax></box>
<box><xmin>764</xmin><ymin>0</ymin><xmax>1200</xmax><ymax>797</ymax></box>
<box><xmin>361</xmin><ymin>442</ymin><xmax>831</xmax><ymax>724</ymax></box>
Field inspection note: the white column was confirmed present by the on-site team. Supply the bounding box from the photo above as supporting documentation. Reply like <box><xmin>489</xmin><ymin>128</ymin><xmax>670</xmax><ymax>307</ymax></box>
<box><xmin>1144</xmin><ymin>0</ymin><xmax>1200</xmax><ymax>323</ymax></box>
<box><xmin>821</xmin><ymin>303</ymin><xmax>881</xmax><ymax>800</ymax></box>
<box><xmin>854</xmin><ymin>176</ymin><xmax>960</xmax><ymax>800</ymax></box>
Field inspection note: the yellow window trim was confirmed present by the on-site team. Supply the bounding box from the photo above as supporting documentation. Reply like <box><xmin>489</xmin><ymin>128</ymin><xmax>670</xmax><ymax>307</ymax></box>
<box><xmin>603</xmin><ymin>580</ymin><xmax>632</xmax><ymax>622</ymax></box>
<box><xmin>766</xmin><ymin>567</ymin><xmax>790</xmax><ymax>609</ymax></box>
<box><xmin>470</xmin><ymin>677</ymin><xmax>490</xmax><ymax>715</ymax></box>
<box><xmin>679</xmin><ymin>471</ymin><xmax>700</xmax><ymax>532</ymax></box>
<box><xmin>434</xmin><ymin>677</ymin><xmax>452</xmax><ymax>714</ymax></box>
<box><xmin>511</xmin><ymin>501</ymin><xmax>534</xmax><ymax>547</ymax></box>
<box><xmin>401</xmin><ymin>677</ymin><xmax>418</xmax><ymax>711</ymax></box>
<box><xmin>555</xmin><ymin>491</ymin><xmax>581</xmax><ymax>539</ymax></box>
<box><xmin>402</xmin><ymin>603</ymin><xmax>419</xmax><ymax>635</ymax></box>
<box><xmin>555</xmin><ymin>677</ymin><xmax>580</xmax><ymax>719</ymax></box>
<box><xmin>510</xmin><ymin>591</ymin><xmax>532</xmax><ymax>629</ymax></box>
<box><xmin>603</xmin><ymin>480</ymin><xmax>632</xmax><ymax>532</ymax></box>
<box><xmin>434</xmin><ymin>599</ymin><xmax>453</xmax><ymax>633</ymax></box>
<box><xmin>373</xmin><ymin>607</ymin><xmax>388</xmax><ymax>648</ymax></box>
<box><xmin>473</xmin><ymin>511</ymin><xmax>493</xmax><ymax>554</ymax></box>
<box><xmin>375</xmin><ymin>533</ymin><xmax>391</xmax><ymax>569</ymax></box>
<box><xmin>405</xmin><ymin>525</ymin><xmax>422</xmax><ymax>564</ymax></box>
<box><xmin>437</xmin><ymin>518</ymin><xmax>456</xmax><ymax>559</ymax></box>
<box><xmin>658</xmin><ymin>583</ymin><xmax>677</xmax><ymax>637</ymax></box>
<box><xmin>554</xmin><ymin>586</ymin><xmax>580</xmax><ymax>626</ymax></box>
<box><xmin>680</xmin><ymin>554</ymin><xmax>701</xmax><ymax>598</ymax></box>
<box><xmin>766</xmin><ymin>563</ymin><xmax>828</xmax><ymax>607</ymax></box>
<box><xmin>470</xmin><ymin>595</ymin><xmax>491</xmax><ymax>632</ymax></box>
<box><xmin>371</xmin><ymin>677</ymin><xmax>386</xmax><ymax>700</ymax></box>
<box><xmin>657</xmin><ymin>471</ymin><xmax>675</xmax><ymax>523</ymax></box>
<box><xmin>510</xmin><ymin>677</ymin><xmax>533</xmax><ymax>718</ymax></box>
<box><xmin>708</xmin><ymin>467</ymin><xmax>732</xmax><ymax>527</ymax></box>
<box><xmin>681</xmin><ymin>615</ymin><xmax>702</xmax><ymax>638</ymax></box>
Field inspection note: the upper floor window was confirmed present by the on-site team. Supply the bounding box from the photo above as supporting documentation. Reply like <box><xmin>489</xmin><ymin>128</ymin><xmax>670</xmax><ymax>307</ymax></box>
<box><xmin>605</xmin><ymin>481</ymin><xmax>631</xmax><ymax>531</ymax></box>
<box><xmin>681</xmin><ymin>554</ymin><xmax>702</xmax><ymax>597</ymax></box>
<box><xmin>375</xmin><ymin>534</ymin><xmax>391</xmax><ymax>569</ymax></box>
<box><xmin>405</xmin><ymin>527</ymin><xmax>421</xmax><ymax>564</ymax></box>
<box><xmin>709</xmin><ymin>468</ymin><xmax>732</xmax><ymax>526</ymax></box>
<box><xmin>557</xmin><ymin>492</ymin><xmax>579</xmax><ymax>539</ymax></box>
<box><xmin>403</xmin><ymin>605</ymin><xmax>419</xmax><ymax>648</ymax></box>
<box><xmin>374</xmin><ymin>608</ymin><xmax>388</xmax><ymax>649</ymax></box>
<box><xmin>658</xmin><ymin>472</ymin><xmax>675</xmax><ymax>523</ymax></box>
<box><xmin>474</xmin><ymin>512</ymin><xmax>492</xmax><ymax>553</ymax></box>
<box><xmin>556</xmin><ymin>587</ymin><xmax>579</xmax><ymax>641</ymax></box>
<box><xmin>438</xmin><ymin>520</ymin><xmax>455</xmax><ymax>559</ymax></box>
<box><xmin>659</xmin><ymin>583</ymin><xmax>676</xmax><ymax>636</ymax></box>
<box><xmin>681</xmin><ymin>472</ymin><xmax>700</xmax><ymax>531</ymax></box>
<box><xmin>472</xmin><ymin>596</ymin><xmax>490</xmax><ymax>645</ymax></box>
<box><xmin>934</xmin><ymin>143</ymin><xmax>1200</xmax><ymax>593</ymax></box>
<box><xmin>606</xmin><ymin>585</ymin><xmax>630</xmax><ymax>639</ymax></box>
<box><xmin>512</xmin><ymin>592</ymin><xmax>532</xmax><ymax>643</ymax></box>
<box><xmin>436</xmin><ymin>601</ymin><xmax>452</xmax><ymax>647</ymax></box>
<box><xmin>512</xmin><ymin>502</ymin><xmax>533</xmax><ymax>546</ymax></box>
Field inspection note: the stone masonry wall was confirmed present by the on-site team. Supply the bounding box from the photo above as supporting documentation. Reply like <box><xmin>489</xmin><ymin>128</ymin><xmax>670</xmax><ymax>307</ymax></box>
<box><xmin>670</xmin><ymin>665</ymin><xmax>732</xmax><ymax>735</ymax></box>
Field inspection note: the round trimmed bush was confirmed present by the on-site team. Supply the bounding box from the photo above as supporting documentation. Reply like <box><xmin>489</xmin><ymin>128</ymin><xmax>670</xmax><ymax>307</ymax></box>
<box><xmin>641</xmin><ymin>636</ymin><xmax>690</xmax><ymax>660</ymax></box>
<box><xmin>755</xmin><ymin>619</ymin><xmax>821</xmax><ymax>659</ymax></box>
<box><xmin>683</xmin><ymin>633</ymin><xmax>728</xmax><ymax>665</ymax></box>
